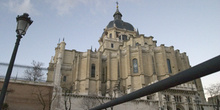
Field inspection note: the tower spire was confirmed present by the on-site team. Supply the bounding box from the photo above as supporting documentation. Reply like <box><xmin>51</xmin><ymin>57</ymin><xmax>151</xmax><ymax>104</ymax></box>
<box><xmin>113</xmin><ymin>1</ymin><xmax>122</xmax><ymax>20</ymax></box>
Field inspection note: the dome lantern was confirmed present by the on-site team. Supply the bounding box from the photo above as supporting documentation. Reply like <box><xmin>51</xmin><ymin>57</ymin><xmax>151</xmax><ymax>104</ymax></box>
<box><xmin>113</xmin><ymin>2</ymin><xmax>122</xmax><ymax>20</ymax></box>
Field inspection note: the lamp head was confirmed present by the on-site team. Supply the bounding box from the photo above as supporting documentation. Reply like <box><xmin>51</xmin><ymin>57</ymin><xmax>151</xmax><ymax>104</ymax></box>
<box><xmin>16</xmin><ymin>13</ymin><xmax>33</xmax><ymax>36</ymax></box>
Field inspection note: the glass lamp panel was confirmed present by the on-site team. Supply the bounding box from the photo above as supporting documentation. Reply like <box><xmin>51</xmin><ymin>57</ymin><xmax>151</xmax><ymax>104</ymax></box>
<box><xmin>16</xmin><ymin>19</ymin><xmax>30</xmax><ymax>35</ymax></box>
<box><xmin>24</xmin><ymin>23</ymin><xmax>30</xmax><ymax>33</ymax></box>
<box><xmin>16</xmin><ymin>20</ymin><xmax>26</xmax><ymax>35</ymax></box>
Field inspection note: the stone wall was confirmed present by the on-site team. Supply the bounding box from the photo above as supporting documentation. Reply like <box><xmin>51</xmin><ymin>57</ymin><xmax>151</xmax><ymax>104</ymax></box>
<box><xmin>59</xmin><ymin>94</ymin><xmax>159</xmax><ymax>110</ymax></box>
<box><xmin>0</xmin><ymin>79</ymin><xmax>53</xmax><ymax>110</ymax></box>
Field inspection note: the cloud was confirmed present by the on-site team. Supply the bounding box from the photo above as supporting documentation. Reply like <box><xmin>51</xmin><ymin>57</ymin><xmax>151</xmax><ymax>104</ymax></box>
<box><xmin>45</xmin><ymin>0</ymin><xmax>78</xmax><ymax>15</ymax></box>
<box><xmin>3</xmin><ymin>0</ymin><xmax>38</xmax><ymax>15</ymax></box>
<box><xmin>45</xmin><ymin>0</ymin><xmax>109</xmax><ymax>16</ymax></box>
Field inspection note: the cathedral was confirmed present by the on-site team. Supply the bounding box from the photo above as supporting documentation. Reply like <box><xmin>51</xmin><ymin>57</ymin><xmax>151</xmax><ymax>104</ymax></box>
<box><xmin>47</xmin><ymin>4</ymin><xmax>210</xmax><ymax>110</ymax></box>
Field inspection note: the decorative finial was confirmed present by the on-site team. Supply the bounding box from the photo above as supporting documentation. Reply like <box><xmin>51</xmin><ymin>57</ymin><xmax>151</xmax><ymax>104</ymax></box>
<box><xmin>63</xmin><ymin>37</ymin><xmax>65</xmax><ymax>41</ymax></box>
<box><xmin>58</xmin><ymin>38</ymin><xmax>60</xmax><ymax>43</ymax></box>
<box><xmin>116</xmin><ymin>1</ymin><xmax>119</xmax><ymax>8</ymax></box>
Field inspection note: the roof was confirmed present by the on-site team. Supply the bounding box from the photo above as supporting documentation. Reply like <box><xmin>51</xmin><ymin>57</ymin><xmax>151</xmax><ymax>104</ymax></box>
<box><xmin>107</xmin><ymin>20</ymin><xmax>135</xmax><ymax>31</ymax></box>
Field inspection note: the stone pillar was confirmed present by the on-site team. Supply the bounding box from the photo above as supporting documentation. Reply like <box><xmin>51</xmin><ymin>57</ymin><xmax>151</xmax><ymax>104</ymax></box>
<box><xmin>75</xmin><ymin>54</ymin><xmax>80</xmax><ymax>94</ymax></box>
<box><xmin>97</xmin><ymin>52</ymin><xmax>102</xmax><ymax>96</ymax></box>
<box><xmin>126</xmin><ymin>46</ymin><xmax>131</xmax><ymax>93</ymax></box>
<box><xmin>161</xmin><ymin>44</ymin><xmax>169</xmax><ymax>79</ymax></box>
<box><xmin>151</xmin><ymin>52</ymin><xmax>158</xmax><ymax>82</ymax></box>
<box><xmin>51</xmin><ymin>41</ymin><xmax>66</xmax><ymax>110</ymax></box>
<box><xmin>138</xmin><ymin>46</ymin><xmax>145</xmax><ymax>88</ymax></box>
<box><xmin>106</xmin><ymin>52</ymin><xmax>111</xmax><ymax>96</ymax></box>
<box><xmin>82</xmin><ymin>50</ymin><xmax>91</xmax><ymax>95</ymax></box>
<box><xmin>170</xmin><ymin>46</ymin><xmax>179</xmax><ymax>74</ymax></box>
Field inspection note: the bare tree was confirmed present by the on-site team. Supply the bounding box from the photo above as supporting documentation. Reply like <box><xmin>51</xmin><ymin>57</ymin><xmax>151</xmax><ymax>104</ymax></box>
<box><xmin>33</xmin><ymin>87</ymin><xmax>46</xmax><ymax>110</ymax></box>
<box><xmin>48</xmin><ymin>87</ymin><xmax>57</xmax><ymax>110</ymax></box>
<box><xmin>32</xmin><ymin>86</ymin><xmax>57</xmax><ymax>110</ymax></box>
<box><xmin>206</xmin><ymin>83</ymin><xmax>220</xmax><ymax>110</ymax></box>
<box><xmin>63</xmin><ymin>86</ymin><xmax>73</xmax><ymax>110</ymax></box>
<box><xmin>24</xmin><ymin>60</ymin><xmax>44</xmax><ymax>81</ymax></box>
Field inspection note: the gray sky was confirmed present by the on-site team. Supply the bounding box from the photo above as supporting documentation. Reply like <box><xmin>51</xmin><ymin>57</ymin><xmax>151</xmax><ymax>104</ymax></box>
<box><xmin>0</xmin><ymin>0</ymin><xmax>219</xmax><ymax>98</ymax></box>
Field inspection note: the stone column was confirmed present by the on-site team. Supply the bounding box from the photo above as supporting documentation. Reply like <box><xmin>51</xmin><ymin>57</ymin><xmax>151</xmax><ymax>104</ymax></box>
<box><xmin>85</xmin><ymin>50</ymin><xmax>91</xmax><ymax>95</ymax></box>
<box><xmin>51</xmin><ymin>41</ymin><xmax>66</xmax><ymax>110</ymax></box>
<box><xmin>75</xmin><ymin>54</ymin><xmax>80</xmax><ymax>94</ymax></box>
<box><xmin>106</xmin><ymin>52</ymin><xmax>111</xmax><ymax>96</ymax></box>
<box><xmin>170</xmin><ymin>46</ymin><xmax>179</xmax><ymax>74</ymax></box>
<box><xmin>126</xmin><ymin>46</ymin><xmax>131</xmax><ymax>93</ymax></box>
<box><xmin>151</xmin><ymin>51</ymin><xmax>158</xmax><ymax>82</ymax></box>
<box><xmin>97</xmin><ymin>52</ymin><xmax>102</xmax><ymax>96</ymax></box>
<box><xmin>137</xmin><ymin>46</ymin><xmax>145</xmax><ymax>89</ymax></box>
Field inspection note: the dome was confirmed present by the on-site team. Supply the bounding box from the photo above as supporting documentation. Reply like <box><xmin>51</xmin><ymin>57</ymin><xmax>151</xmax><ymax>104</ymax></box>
<box><xmin>107</xmin><ymin>20</ymin><xmax>135</xmax><ymax>31</ymax></box>
<box><xmin>106</xmin><ymin>4</ymin><xmax>135</xmax><ymax>31</ymax></box>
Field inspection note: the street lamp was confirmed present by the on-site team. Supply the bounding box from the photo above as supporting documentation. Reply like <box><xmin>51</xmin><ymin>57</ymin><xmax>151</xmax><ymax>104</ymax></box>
<box><xmin>0</xmin><ymin>13</ymin><xmax>33</xmax><ymax>109</ymax></box>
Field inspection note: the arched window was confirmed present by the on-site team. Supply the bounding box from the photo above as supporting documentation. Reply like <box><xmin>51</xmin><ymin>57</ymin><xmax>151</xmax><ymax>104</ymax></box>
<box><xmin>133</xmin><ymin>58</ymin><xmax>138</xmax><ymax>73</ymax></box>
<box><xmin>111</xmin><ymin>43</ymin><xmax>114</xmax><ymax>48</ymax></box>
<box><xmin>91</xmin><ymin>64</ymin><xmax>95</xmax><ymax>78</ymax></box>
<box><xmin>167</xmin><ymin>59</ymin><xmax>172</xmax><ymax>73</ymax></box>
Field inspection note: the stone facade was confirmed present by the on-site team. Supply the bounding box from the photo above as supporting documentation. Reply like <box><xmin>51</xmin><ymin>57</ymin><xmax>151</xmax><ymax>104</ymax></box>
<box><xmin>47</xmin><ymin>5</ymin><xmax>209</xmax><ymax>110</ymax></box>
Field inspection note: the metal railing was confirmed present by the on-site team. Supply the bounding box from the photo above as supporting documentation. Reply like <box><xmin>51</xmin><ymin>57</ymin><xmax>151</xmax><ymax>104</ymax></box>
<box><xmin>0</xmin><ymin>62</ymin><xmax>47</xmax><ymax>82</ymax></box>
<box><xmin>0</xmin><ymin>62</ymin><xmax>47</xmax><ymax>70</ymax></box>
<box><xmin>90</xmin><ymin>55</ymin><xmax>220</xmax><ymax>110</ymax></box>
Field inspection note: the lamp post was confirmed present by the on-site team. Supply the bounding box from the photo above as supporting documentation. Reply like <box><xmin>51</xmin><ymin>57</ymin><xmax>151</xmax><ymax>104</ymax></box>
<box><xmin>0</xmin><ymin>13</ymin><xmax>33</xmax><ymax>109</ymax></box>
